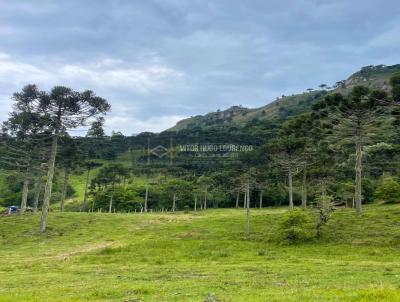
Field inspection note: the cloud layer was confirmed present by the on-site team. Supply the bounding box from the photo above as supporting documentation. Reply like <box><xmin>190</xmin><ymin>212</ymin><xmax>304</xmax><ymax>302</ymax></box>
<box><xmin>0</xmin><ymin>0</ymin><xmax>399</xmax><ymax>134</ymax></box>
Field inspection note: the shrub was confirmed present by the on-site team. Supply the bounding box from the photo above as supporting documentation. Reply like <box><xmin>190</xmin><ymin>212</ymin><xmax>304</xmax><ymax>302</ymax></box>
<box><xmin>362</xmin><ymin>178</ymin><xmax>377</xmax><ymax>203</ymax></box>
<box><xmin>316</xmin><ymin>195</ymin><xmax>335</xmax><ymax>239</ymax></box>
<box><xmin>183</xmin><ymin>205</ymin><xmax>190</xmax><ymax>213</ymax></box>
<box><xmin>375</xmin><ymin>177</ymin><xmax>400</xmax><ymax>203</ymax></box>
<box><xmin>279</xmin><ymin>209</ymin><xmax>315</xmax><ymax>244</ymax></box>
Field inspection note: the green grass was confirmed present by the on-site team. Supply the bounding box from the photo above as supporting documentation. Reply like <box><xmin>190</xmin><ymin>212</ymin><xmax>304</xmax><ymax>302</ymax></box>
<box><xmin>1</xmin><ymin>204</ymin><xmax>400</xmax><ymax>301</ymax></box>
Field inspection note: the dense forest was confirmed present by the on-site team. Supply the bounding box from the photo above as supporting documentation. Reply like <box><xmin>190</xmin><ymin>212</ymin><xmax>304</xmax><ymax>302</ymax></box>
<box><xmin>1</xmin><ymin>65</ymin><xmax>400</xmax><ymax>233</ymax></box>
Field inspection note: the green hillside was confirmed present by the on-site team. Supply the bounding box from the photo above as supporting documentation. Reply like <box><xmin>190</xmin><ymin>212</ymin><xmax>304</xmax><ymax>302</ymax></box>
<box><xmin>1</xmin><ymin>204</ymin><xmax>400</xmax><ymax>301</ymax></box>
<box><xmin>168</xmin><ymin>64</ymin><xmax>400</xmax><ymax>132</ymax></box>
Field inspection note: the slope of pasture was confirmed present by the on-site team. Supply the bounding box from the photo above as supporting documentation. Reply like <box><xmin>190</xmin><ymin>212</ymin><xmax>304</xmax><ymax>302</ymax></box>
<box><xmin>62</xmin><ymin>152</ymin><xmax>138</xmax><ymax>210</ymax></box>
<box><xmin>1</xmin><ymin>205</ymin><xmax>400</xmax><ymax>301</ymax></box>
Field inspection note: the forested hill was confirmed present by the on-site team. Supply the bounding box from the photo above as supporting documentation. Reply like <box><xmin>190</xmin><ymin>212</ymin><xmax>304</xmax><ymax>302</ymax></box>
<box><xmin>1</xmin><ymin>63</ymin><xmax>399</xmax><ymax>215</ymax></box>
<box><xmin>167</xmin><ymin>64</ymin><xmax>400</xmax><ymax>132</ymax></box>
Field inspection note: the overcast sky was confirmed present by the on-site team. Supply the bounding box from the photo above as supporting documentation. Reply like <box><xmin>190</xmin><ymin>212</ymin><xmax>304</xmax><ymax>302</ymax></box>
<box><xmin>0</xmin><ymin>0</ymin><xmax>399</xmax><ymax>134</ymax></box>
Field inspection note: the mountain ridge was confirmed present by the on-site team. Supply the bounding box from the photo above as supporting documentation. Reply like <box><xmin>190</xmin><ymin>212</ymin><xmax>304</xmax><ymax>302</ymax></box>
<box><xmin>166</xmin><ymin>64</ymin><xmax>400</xmax><ymax>132</ymax></box>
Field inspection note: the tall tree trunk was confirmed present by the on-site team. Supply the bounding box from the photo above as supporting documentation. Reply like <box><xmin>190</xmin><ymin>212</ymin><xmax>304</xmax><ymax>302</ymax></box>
<box><xmin>204</xmin><ymin>190</ymin><xmax>207</xmax><ymax>210</ymax></box>
<box><xmin>246</xmin><ymin>184</ymin><xmax>250</xmax><ymax>235</ymax></box>
<box><xmin>301</xmin><ymin>163</ymin><xmax>307</xmax><ymax>209</ymax></box>
<box><xmin>82</xmin><ymin>167</ymin><xmax>91</xmax><ymax>211</ymax></box>
<box><xmin>32</xmin><ymin>172</ymin><xmax>42</xmax><ymax>213</ymax></box>
<box><xmin>60</xmin><ymin>168</ymin><xmax>69</xmax><ymax>212</ymax></box>
<box><xmin>20</xmin><ymin>167</ymin><xmax>30</xmax><ymax>214</ymax></box>
<box><xmin>259</xmin><ymin>191</ymin><xmax>263</xmax><ymax>209</ymax></box>
<box><xmin>355</xmin><ymin>132</ymin><xmax>363</xmax><ymax>214</ymax></box>
<box><xmin>194</xmin><ymin>195</ymin><xmax>197</xmax><ymax>211</ymax></box>
<box><xmin>91</xmin><ymin>189</ymin><xmax>99</xmax><ymax>212</ymax></box>
<box><xmin>91</xmin><ymin>199</ymin><xmax>95</xmax><ymax>212</ymax></box>
<box><xmin>108</xmin><ymin>194</ymin><xmax>114</xmax><ymax>213</ymax></box>
<box><xmin>144</xmin><ymin>185</ymin><xmax>148</xmax><ymax>213</ymax></box>
<box><xmin>288</xmin><ymin>167</ymin><xmax>294</xmax><ymax>209</ymax></box>
<box><xmin>109</xmin><ymin>182</ymin><xmax>115</xmax><ymax>213</ymax></box>
<box><xmin>243</xmin><ymin>191</ymin><xmax>246</xmax><ymax>208</ymax></box>
<box><xmin>172</xmin><ymin>193</ymin><xmax>176</xmax><ymax>212</ymax></box>
<box><xmin>40</xmin><ymin>134</ymin><xmax>58</xmax><ymax>232</ymax></box>
<box><xmin>235</xmin><ymin>192</ymin><xmax>239</xmax><ymax>208</ymax></box>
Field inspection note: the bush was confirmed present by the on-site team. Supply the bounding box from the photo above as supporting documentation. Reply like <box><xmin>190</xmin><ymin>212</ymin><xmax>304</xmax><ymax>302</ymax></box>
<box><xmin>279</xmin><ymin>209</ymin><xmax>315</xmax><ymax>244</ymax></box>
<box><xmin>91</xmin><ymin>186</ymin><xmax>143</xmax><ymax>212</ymax></box>
<box><xmin>362</xmin><ymin>178</ymin><xmax>377</xmax><ymax>203</ymax></box>
<box><xmin>183</xmin><ymin>205</ymin><xmax>190</xmax><ymax>213</ymax></box>
<box><xmin>375</xmin><ymin>177</ymin><xmax>400</xmax><ymax>203</ymax></box>
<box><xmin>316</xmin><ymin>195</ymin><xmax>335</xmax><ymax>239</ymax></box>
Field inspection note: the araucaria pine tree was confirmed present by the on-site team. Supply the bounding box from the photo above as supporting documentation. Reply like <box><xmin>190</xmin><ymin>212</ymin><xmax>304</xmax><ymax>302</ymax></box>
<box><xmin>312</xmin><ymin>86</ymin><xmax>388</xmax><ymax>214</ymax></box>
<box><xmin>38</xmin><ymin>86</ymin><xmax>110</xmax><ymax>231</ymax></box>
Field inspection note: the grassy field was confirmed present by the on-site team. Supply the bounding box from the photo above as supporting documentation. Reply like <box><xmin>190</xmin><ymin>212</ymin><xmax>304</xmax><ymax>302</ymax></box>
<box><xmin>1</xmin><ymin>204</ymin><xmax>400</xmax><ymax>301</ymax></box>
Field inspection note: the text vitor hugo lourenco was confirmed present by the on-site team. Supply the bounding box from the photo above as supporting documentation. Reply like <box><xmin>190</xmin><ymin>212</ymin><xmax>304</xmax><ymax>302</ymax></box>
<box><xmin>177</xmin><ymin>144</ymin><xmax>253</xmax><ymax>153</ymax></box>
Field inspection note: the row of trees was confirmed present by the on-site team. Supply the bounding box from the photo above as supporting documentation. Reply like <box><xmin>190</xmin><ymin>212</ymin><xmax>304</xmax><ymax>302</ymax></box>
<box><xmin>88</xmin><ymin>165</ymin><xmax>219</xmax><ymax>213</ymax></box>
<box><xmin>267</xmin><ymin>73</ymin><xmax>400</xmax><ymax>214</ymax></box>
<box><xmin>112</xmin><ymin>73</ymin><xmax>399</xmax><ymax>217</ymax></box>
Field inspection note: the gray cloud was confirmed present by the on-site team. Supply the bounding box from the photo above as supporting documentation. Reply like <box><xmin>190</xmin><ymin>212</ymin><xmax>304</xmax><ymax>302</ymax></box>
<box><xmin>0</xmin><ymin>0</ymin><xmax>399</xmax><ymax>134</ymax></box>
